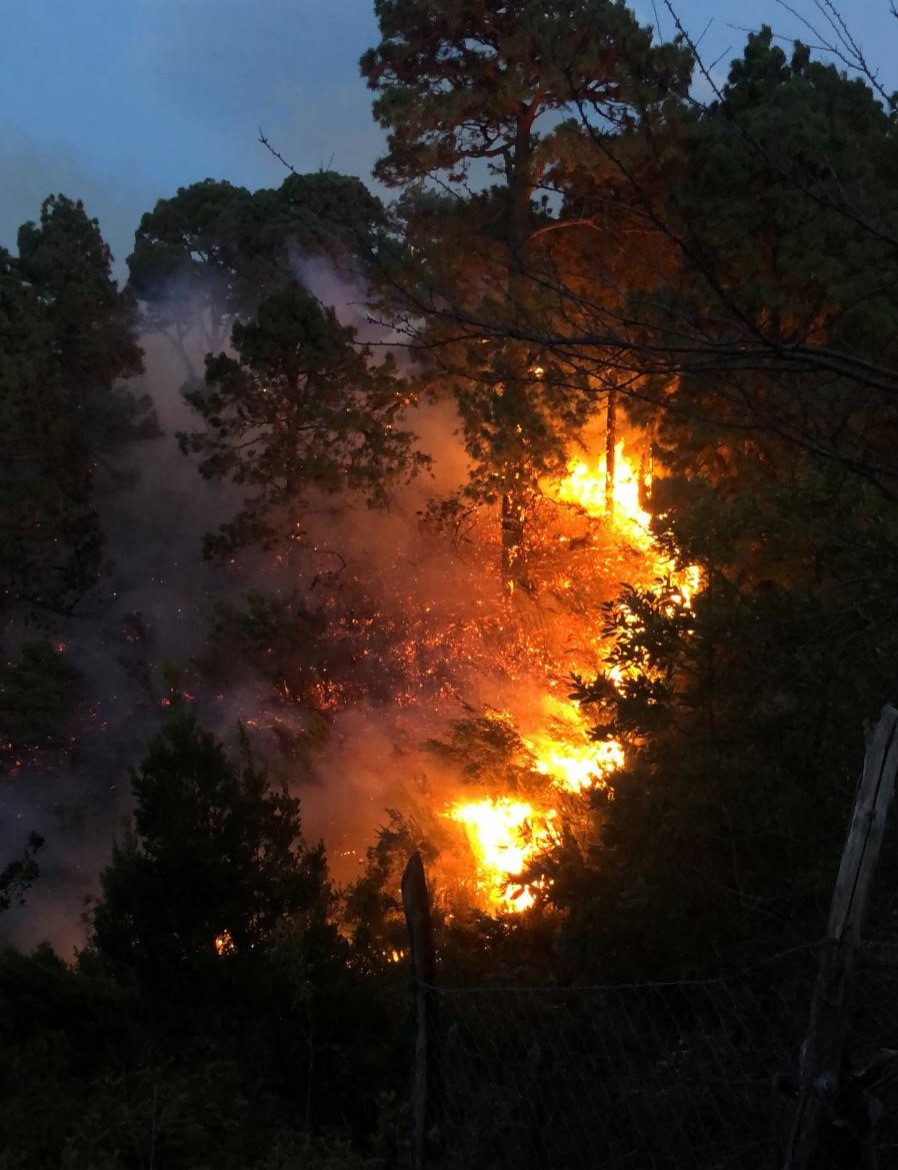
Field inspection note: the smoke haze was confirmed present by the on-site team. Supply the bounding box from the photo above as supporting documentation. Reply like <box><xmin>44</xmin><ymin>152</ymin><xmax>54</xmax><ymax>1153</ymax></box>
<box><xmin>0</xmin><ymin>257</ymin><xmax>499</xmax><ymax>950</ymax></box>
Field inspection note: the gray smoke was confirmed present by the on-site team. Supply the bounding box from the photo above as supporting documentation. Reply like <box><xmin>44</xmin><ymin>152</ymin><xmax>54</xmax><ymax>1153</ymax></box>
<box><xmin>0</xmin><ymin>258</ymin><xmax>486</xmax><ymax>951</ymax></box>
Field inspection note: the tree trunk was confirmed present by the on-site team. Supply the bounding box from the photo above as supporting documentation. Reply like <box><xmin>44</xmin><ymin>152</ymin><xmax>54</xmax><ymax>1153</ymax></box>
<box><xmin>501</xmin><ymin>483</ymin><xmax>528</xmax><ymax>593</ymax></box>
<box><xmin>638</xmin><ymin>425</ymin><xmax>654</xmax><ymax>511</ymax></box>
<box><xmin>605</xmin><ymin>387</ymin><xmax>617</xmax><ymax>520</ymax></box>
<box><xmin>498</xmin><ymin>120</ymin><xmax>537</xmax><ymax>595</ymax></box>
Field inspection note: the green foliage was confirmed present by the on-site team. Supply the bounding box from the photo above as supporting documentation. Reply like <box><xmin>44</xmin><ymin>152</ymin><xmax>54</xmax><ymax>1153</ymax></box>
<box><xmin>0</xmin><ymin>197</ymin><xmax>151</xmax><ymax>617</ymax></box>
<box><xmin>0</xmin><ymin>833</ymin><xmax>44</xmax><ymax>913</ymax></box>
<box><xmin>0</xmin><ymin>245</ymin><xmax>101</xmax><ymax>614</ymax></box>
<box><xmin>0</xmin><ymin>640</ymin><xmax>80</xmax><ymax>754</ymax></box>
<box><xmin>559</xmin><ymin>454</ymin><xmax>898</xmax><ymax>977</ymax></box>
<box><xmin>127</xmin><ymin>173</ymin><xmax>389</xmax><ymax>366</ymax></box>
<box><xmin>79</xmin><ymin>710</ymin><xmax>404</xmax><ymax>1148</ymax></box>
<box><xmin>531</xmin><ymin>32</ymin><xmax>898</xmax><ymax>978</ymax></box>
<box><xmin>639</xmin><ymin>28</ymin><xmax>898</xmax><ymax>480</ymax></box>
<box><xmin>704</xmin><ymin>30</ymin><xmax>897</xmax><ymax>345</ymax></box>
<box><xmin>0</xmin><ymin>944</ymin><xmax>134</xmax><ymax>1166</ymax></box>
<box><xmin>0</xmin><ymin>938</ymin><xmax>390</xmax><ymax>1169</ymax></box>
<box><xmin>17</xmin><ymin>195</ymin><xmax>149</xmax><ymax>446</ymax></box>
<box><xmin>13</xmin><ymin>16</ymin><xmax>898</xmax><ymax>1166</ymax></box>
<box><xmin>179</xmin><ymin>281</ymin><xmax>428</xmax><ymax>556</ymax></box>
<box><xmin>91</xmin><ymin>707</ymin><xmax>330</xmax><ymax>996</ymax></box>
<box><xmin>572</xmin><ymin>580</ymin><xmax>695</xmax><ymax>739</ymax></box>
<box><xmin>271</xmin><ymin>170</ymin><xmax>389</xmax><ymax>265</ymax></box>
<box><xmin>363</xmin><ymin>2</ymin><xmax>692</xmax><ymax>584</ymax></box>
<box><xmin>362</xmin><ymin>0</ymin><xmax>689</xmax><ymax>189</ymax></box>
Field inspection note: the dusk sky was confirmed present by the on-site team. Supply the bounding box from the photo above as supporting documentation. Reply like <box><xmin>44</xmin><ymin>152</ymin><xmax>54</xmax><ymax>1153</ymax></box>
<box><xmin>3</xmin><ymin>0</ymin><xmax>895</xmax><ymax>280</ymax></box>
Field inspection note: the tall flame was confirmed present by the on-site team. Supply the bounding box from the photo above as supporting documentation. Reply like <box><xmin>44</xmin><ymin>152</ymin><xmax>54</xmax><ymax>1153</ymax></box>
<box><xmin>555</xmin><ymin>442</ymin><xmax>652</xmax><ymax>546</ymax></box>
<box><xmin>445</xmin><ymin>438</ymin><xmax>700</xmax><ymax>914</ymax></box>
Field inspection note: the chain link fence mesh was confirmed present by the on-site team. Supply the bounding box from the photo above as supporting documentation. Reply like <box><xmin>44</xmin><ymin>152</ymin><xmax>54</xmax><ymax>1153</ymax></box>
<box><xmin>417</xmin><ymin>944</ymin><xmax>898</xmax><ymax>1169</ymax></box>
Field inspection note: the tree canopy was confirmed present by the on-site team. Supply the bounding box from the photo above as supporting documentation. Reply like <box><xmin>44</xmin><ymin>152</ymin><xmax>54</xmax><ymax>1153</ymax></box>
<box><xmin>362</xmin><ymin>0</ymin><xmax>692</xmax><ymax>586</ymax></box>
<box><xmin>127</xmin><ymin>172</ymin><xmax>389</xmax><ymax>377</ymax></box>
<box><xmin>10</xmin><ymin>10</ymin><xmax>898</xmax><ymax>1167</ymax></box>
<box><xmin>179</xmin><ymin>280</ymin><xmax>428</xmax><ymax>557</ymax></box>
<box><xmin>91</xmin><ymin>706</ymin><xmax>329</xmax><ymax>992</ymax></box>
<box><xmin>1</xmin><ymin>196</ymin><xmax>149</xmax><ymax>617</ymax></box>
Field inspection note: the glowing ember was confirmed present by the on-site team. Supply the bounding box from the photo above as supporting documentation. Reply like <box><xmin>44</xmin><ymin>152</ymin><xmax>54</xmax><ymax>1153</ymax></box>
<box><xmin>214</xmin><ymin>930</ymin><xmax>235</xmax><ymax>956</ymax></box>
<box><xmin>287</xmin><ymin>419</ymin><xmax>701</xmax><ymax>919</ymax></box>
<box><xmin>448</xmin><ymin>798</ymin><xmax>560</xmax><ymax>912</ymax></box>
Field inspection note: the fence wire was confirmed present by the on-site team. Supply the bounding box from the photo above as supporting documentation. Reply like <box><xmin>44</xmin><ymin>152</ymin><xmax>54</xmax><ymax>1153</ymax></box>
<box><xmin>423</xmin><ymin>944</ymin><xmax>898</xmax><ymax>1169</ymax></box>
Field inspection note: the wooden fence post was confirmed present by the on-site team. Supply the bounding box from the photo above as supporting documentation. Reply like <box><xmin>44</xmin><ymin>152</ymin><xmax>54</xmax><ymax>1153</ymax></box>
<box><xmin>402</xmin><ymin>851</ymin><xmax>441</xmax><ymax>1169</ymax></box>
<box><xmin>783</xmin><ymin>704</ymin><xmax>898</xmax><ymax>1170</ymax></box>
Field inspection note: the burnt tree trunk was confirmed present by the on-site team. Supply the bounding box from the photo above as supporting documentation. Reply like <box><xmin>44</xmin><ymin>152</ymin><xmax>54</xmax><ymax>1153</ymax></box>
<box><xmin>501</xmin><ymin>483</ymin><xmax>528</xmax><ymax>593</ymax></box>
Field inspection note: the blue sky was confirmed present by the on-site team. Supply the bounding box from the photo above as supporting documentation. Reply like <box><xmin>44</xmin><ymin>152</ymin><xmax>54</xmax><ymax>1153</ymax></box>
<box><xmin>2</xmin><ymin>0</ymin><xmax>894</xmax><ymax>278</ymax></box>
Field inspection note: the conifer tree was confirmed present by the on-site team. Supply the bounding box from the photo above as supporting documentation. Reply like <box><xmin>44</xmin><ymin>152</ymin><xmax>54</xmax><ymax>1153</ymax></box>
<box><xmin>1</xmin><ymin>197</ymin><xmax>148</xmax><ymax>617</ymax></box>
<box><xmin>127</xmin><ymin>172</ymin><xmax>388</xmax><ymax>380</ymax></box>
<box><xmin>362</xmin><ymin>0</ymin><xmax>690</xmax><ymax>588</ymax></box>
<box><xmin>179</xmin><ymin>281</ymin><xmax>427</xmax><ymax>557</ymax></box>
<box><xmin>92</xmin><ymin>707</ymin><xmax>329</xmax><ymax>992</ymax></box>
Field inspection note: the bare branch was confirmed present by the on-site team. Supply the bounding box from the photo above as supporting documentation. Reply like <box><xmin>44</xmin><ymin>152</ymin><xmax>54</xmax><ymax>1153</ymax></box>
<box><xmin>258</xmin><ymin>127</ymin><xmax>299</xmax><ymax>176</ymax></box>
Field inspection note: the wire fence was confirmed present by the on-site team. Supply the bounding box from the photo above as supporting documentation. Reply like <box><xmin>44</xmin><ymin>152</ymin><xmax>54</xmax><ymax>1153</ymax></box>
<box><xmin>424</xmin><ymin>943</ymin><xmax>898</xmax><ymax>1169</ymax></box>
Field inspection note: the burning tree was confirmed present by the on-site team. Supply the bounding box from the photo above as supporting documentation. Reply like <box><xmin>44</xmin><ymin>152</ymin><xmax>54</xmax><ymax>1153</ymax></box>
<box><xmin>362</xmin><ymin>0</ymin><xmax>691</xmax><ymax>590</ymax></box>
<box><xmin>348</xmin><ymin>13</ymin><xmax>898</xmax><ymax>966</ymax></box>
<box><xmin>108</xmin><ymin>0</ymin><xmax>898</xmax><ymax>983</ymax></box>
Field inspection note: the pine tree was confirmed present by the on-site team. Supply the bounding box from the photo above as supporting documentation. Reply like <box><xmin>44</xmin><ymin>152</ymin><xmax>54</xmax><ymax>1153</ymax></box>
<box><xmin>362</xmin><ymin>0</ymin><xmax>690</xmax><ymax>588</ymax></box>
<box><xmin>179</xmin><ymin>281</ymin><xmax>427</xmax><ymax>557</ymax></box>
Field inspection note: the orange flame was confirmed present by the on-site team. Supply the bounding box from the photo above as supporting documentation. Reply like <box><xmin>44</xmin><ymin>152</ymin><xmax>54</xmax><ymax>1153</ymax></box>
<box><xmin>555</xmin><ymin>441</ymin><xmax>652</xmax><ymax>546</ymax></box>
<box><xmin>524</xmin><ymin>697</ymin><xmax>624</xmax><ymax>794</ymax></box>
<box><xmin>214</xmin><ymin>930</ymin><xmax>235</xmax><ymax>956</ymax></box>
<box><xmin>530</xmin><ymin>736</ymin><xmax>624</xmax><ymax>793</ymax></box>
<box><xmin>443</xmin><ymin>438</ymin><xmax>702</xmax><ymax>914</ymax></box>
<box><xmin>448</xmin><ymin>798</ymin><xmax>559</xmax><ymax>912</ymax></box>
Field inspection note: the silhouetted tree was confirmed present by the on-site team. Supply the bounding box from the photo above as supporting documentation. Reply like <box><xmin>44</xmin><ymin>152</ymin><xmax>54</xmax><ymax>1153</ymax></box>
<box><xmin>180</xmin><ymin>281</ymin><xmax>427</xmax><ymax>557</ymax></box>
<box><xmin>362</xmin><ymin>0</ymin><xmax>691</xmax><ymax>587</ymax></box>
<box><xmin>92</xmin><ymin>706</ymin><xmax>329</xmax><ymax>996</ymax></box>
<box><xmin>128</xmin><ymin>172</ymin><xmax>388</xmax><ymax>380</ymax></box>
<box><xmin>1</xmin><ymin>197</ymin><xmax>149</xmax><ymax>618</ymax></box>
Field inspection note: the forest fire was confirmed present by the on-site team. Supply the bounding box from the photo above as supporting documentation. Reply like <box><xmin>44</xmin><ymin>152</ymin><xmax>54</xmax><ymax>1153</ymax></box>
<box><xmin>448</xmin><ymin>798</ymin><xmax>560</xmax><ymax>911</ymax></box>
<box><xmin>7</xmin><ymin>5</ymin><xmax>890</xmax><ymax>1164</ymax></box>
<box><xmin>555</xmin><ymin>441</ymin><xmax>652</xmax><ymax>544</ymax></box>
<box><xmin>529</xmin><ymin>735</ymin><xmax>624</xmax><ymax>794</ymax></box>
<box><xmin>440</xmin><ymin>438</ymin><xmax>698</xmax><ymax>913</ymax></box>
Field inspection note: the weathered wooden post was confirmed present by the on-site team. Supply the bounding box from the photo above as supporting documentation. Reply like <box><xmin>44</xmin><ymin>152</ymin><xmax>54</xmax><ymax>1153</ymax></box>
<box><xmin>783</xmin><ymin>704</ymin><xmax>898</xmax><ymax>1170</ymax></box>
<box><xmin>402</xmin><ymin>851</ymin><xmax>441</xmax><ymax>1169</ymax></box>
